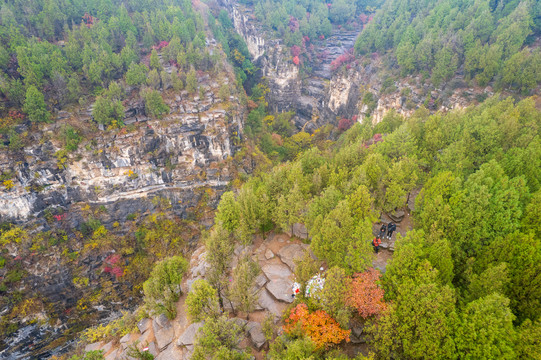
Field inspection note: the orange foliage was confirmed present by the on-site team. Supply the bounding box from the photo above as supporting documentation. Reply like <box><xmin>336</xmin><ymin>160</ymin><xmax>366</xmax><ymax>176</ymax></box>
<box><xmin>346</xmin><ymin>268</ymin><xmax>387</xmax><ymax>318</ymax></box>
<box><xmin>284</xmin><ymin>303</ymin><xmax>350</xmax><ymax>349</ymax></box>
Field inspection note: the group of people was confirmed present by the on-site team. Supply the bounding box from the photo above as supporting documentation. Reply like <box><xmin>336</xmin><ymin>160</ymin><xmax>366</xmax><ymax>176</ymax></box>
<box><xmin>372</xmin><ymin>222</ymin><xmax>397</xmax><ymax>253</ymax></box>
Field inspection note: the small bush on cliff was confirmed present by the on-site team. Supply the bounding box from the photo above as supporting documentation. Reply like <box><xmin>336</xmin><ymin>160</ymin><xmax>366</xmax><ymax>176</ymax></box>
<box><xmin>143</xmin><ymin>256</ymin><xmax>188</xmax><ymax>319</ymax></box>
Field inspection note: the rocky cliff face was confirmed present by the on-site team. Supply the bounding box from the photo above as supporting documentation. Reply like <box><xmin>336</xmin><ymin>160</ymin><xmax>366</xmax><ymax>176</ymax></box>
<box><xmin>0</xmin><ymin>67</ymin><xmax>244</xmax><ymax>359</ymax></box>
<box><xmin>224</xmin><ymin>1</ymin><xmax>362</xmax><ymax>132</ymax></box>
<box><xmin>0</xmin><ymin>75</ymin><xmax>242</xmax><ymax>227</ymax></box>
<box><xmin>225</xmin><ymin>0</ymin><xmax>495</xmax><ymax>131</ymax></box>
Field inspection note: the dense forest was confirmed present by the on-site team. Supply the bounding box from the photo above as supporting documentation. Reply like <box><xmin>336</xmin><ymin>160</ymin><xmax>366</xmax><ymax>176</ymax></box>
<box><xmin>208</xmin><ymin>96</ymin><xmax>541</xmax><ymax>359</ymax></box>
<box><xmin>0</xmin><ymin>0</ymin><xmax>239</xmax><ymax>135</ymax></box>
<box><xmin>1</xmin><ymin>0</ymin><xmax>541</xmax><ymax>359</ymax></box>
<box><xmin>355</xmin><ymin>0</ymin><xmax>541</xmax><ymax>92</ymax></box>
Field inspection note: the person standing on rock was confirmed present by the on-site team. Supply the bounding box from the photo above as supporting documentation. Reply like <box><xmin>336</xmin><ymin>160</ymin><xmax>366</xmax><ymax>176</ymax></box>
<box><xmin>387</xmin><ymin>223</ymin><xmax>396</xmax><ymax>240</ymax></box>
<box><xmin>373</xmin><ymin>236</ymin><xmax>382</xmax><ymax>254</ymax></box>
<box><xmin>379</xmin><ymin>224</ymin><xmax>387</xmax><ymax>240</ymax></box>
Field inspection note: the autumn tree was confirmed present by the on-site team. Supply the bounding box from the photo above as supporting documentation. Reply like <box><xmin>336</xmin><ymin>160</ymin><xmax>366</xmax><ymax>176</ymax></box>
<box><xmin>186</xmin><ymin>279</ymin><xmax>220</xmax><ymax>322</ymax></box>
<box><xmin>143</xmin><ymin>256</ymin><xmax>188</xmax><ymax>319</ymax></box>
<box><xmin>283</xmin><ymin>303</ymin><xmax>350</xmax><ymax>350</ymax></box>
<box><xmin>346</xmin><ymin>268</ymin><xmax>387</xmax><ymax>319</ymax></box>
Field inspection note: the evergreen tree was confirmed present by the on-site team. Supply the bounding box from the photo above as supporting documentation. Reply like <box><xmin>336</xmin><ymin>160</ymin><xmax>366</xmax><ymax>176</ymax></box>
<box><xmin>143</xmin><ymin>256</ymin><xmax>188</xmax><ymax>319</ymax></box>
<box><xmin>23</xmin><ymin>85</ymin><xmax>50</xmax><ymax>123</ymax></box>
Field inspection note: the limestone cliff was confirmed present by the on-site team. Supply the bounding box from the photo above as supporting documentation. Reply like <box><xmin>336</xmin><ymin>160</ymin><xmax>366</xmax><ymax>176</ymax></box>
<box><xmin>0</xmin><ymin>75</ymin><xmax>242</xmax><ymax>227</ymax></box>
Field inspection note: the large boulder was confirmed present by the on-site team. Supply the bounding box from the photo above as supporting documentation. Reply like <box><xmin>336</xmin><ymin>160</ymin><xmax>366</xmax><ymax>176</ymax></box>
<box><xmin>258</xmin><ymin>288</ymin><xmax>282</xmax><ymax>315</ymax></box>
<box><xmin>261</xmin><ymin>263</ymin><xmax>292</xmax><ymax>281</ymax></box>
<box><xmin>292</xmin><ymin>223</ymin><xmax>309</xmax><ymax>239</ymax></box>
<box><xmin>246</xmin><ymin>322</ymin><xmax>266</xmax><ymax>350</ymax></box>
<box><xmin>177</xmin><ymin>322</ymin><xmax>204</xmax><ymax>347</ymax></box>
<box><xmin>155</xmin><ymin>322</ymin><xmax>175</xmax><ymax>351</ymax></box>
<box><xmin>266</xmin><ymin>279</ymin><xmax>294</xmax><ymax>303</ymax></box>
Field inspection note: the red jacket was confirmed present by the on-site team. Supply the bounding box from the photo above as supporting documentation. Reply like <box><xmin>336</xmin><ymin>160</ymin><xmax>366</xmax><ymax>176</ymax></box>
<box><xmin>373</xmin><ymin>237</ymin><xmax>381</xmax><ymax>246</ymax></box>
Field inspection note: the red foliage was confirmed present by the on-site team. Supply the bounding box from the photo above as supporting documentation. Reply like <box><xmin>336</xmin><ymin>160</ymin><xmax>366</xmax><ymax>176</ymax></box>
<box><xmin>291</xmin><ymin>45</ymin><xmax>302</xmax><ymax>57</ymax></box>
<box><xmin>338</xmin><ymin>118</ymin><xmax>353</xmax><ymax>132</ymax></box>
<box><xmin>288</xmin><ymin>16</ymin><xmax>299</xmax><ymax>32</ymax></box>
<box><xmin>292</xmin><ymin>56</ymin><xmax>300</xmax><ymax>66</ymax></box>
<box><xmin>153</xmin><ymin>41</ymin><xmax>169</xmax><ymax>50</ymax></box>
<box><xmin>346</xmin><ymin>268</ymin><xmax>387</xmax><ymax>318</ymax></box>
<box><xmin>319</xmin><ymin>34</ymin><xmax>325</xmax><ymax>40</ymax></box>
<box><xmin>271</xmin><ymin>133</ymin><xmax>283</xmax><ymax>146</ymax></box>
<box><xmin>330</xmin><ymin>48</ymin><xmax>355</xmax><ymax>72</ymax></box>
<box><xmin>53</xmin><ymin>214</ymin><xmax>66</xmax><ymax>221</ymax></box>
<box><xmin>303</xmin><ymin>36</ymin><xmax>310</xmax><ymax>44</ymax></box>
<box><xmin>284</xmin><ymin>303</ymin><xmax>350</xmax><ymax>349</ymax></box>
<box><xmin>373</xmin><ymin>133</ymin><xmax>383</xmax><ymax>143</ymax></box>
<box><xmin>352</xmin><ymin>115</ymin><xmax>358</xmax><ymax>122</ymax></box>
<box><xmin>359</xmin><ymin>13</ymin><xmax>369</xmax><ymax>24</ymax></box>
<box><xmin>111</xmin><ymin>267</ymin><xmax>124</xmax><ymax>278</ymax></box>
<box><xmin>82</xmin><ymin>13</ymin><xmax>94</xmax><ymax>27</ymax></box>
<box><xmin>8</xmin><ymin>110</ymin><xmax>24</xmax><ymax>120</ymax></box>
<box><xmin>105</xmin><ymin>254</ymin><xmax>121</xmax><ymax>265</ymax></box>
<box><xmin>104</xmin><ymin>254</ymin><xmax>124</xmax><ymax>278</ymax></box>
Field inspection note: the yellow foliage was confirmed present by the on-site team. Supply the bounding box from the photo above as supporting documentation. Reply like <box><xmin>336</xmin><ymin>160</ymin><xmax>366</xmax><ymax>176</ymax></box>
<box><xmin>1</xmin><ymin>226</ymin><xmax>28</xmax><ymax>246</ymax></box>
<box><xmin>3</xmin><ymin>180</ymin><xmax>14</xmax><ymax>190</ymax></box>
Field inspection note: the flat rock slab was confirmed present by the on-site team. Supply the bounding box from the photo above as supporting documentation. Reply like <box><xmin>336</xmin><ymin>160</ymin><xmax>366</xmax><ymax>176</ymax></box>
<box><xmin>258</xmin><ymin>288</ymin><xmax>282</xmax><ymax>315</ymax></box>
<box><xmin>156</xmin><ymin>343</ymin><xmax>183</xmax><ymax>360</ymax></box>
<box><xmin>277</xmin><ymin>244</ymin><xmax>308</xmax><ymax>272</ymax></box>
<box><xmin>84</xmin><ymin>342</ymin><xmax>102</xmax><ymax>353</ymax></box>
<box><xmin>262</xmin><ymin>263</ymin><xmax>292</xmax><ymax>281</ymax></box>
<box><xmin>155</xmin><ymin>323</ymin><xmax>175</xmax><ymax>351</ymax></box>
<box><xmin>265</xmin><ymin>249</ymin><xmax>275</xmax><ymax>259</ymax></box>
<box><xmin>137</xmin><ymin>318</ymin><xmax>152</xmax><ymax>334</ymax></box>
<box><xmin>178</xmin><ymin>322</ymin><xmax>204</xmax><ymax>347</ymax></box>
<box><xmin>154</xmin><ymin>314</ymin><xmax>170</xmax><ymax>330</ymax></box>
<box><xmin>147</xmin><ymin>341</ymin><xmax>159</xmax><ymax>357</ymax></box>
<box><xmin>136</xmin><ymin>329</ymin><xmax>154</xmax><ymax>349</ymax></box>
<box><xmin>255</xmin><ymin>273</ymin><xmax>268</xmax><ymax>289</ymax></box>
<box><xmin>101</xmin><ymin>341</ymin><xmax>113</xmax><ymax>355</ymax></box>
<box><xmin>266</xmin><ymin>279</ymin><xmax>294</xmax><ymax>303</ymax></box>
<box><xmin>104</xmin><ymin>349</ymin><xmax>118</xmax><ymax>360</ymax></box>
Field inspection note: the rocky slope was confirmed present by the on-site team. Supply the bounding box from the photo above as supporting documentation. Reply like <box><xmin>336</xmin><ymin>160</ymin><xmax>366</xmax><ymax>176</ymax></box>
<box><xmin>0</xmin><ymin>46</ymin><xmax>245</xmax><ymax>358</ymax></box>
<box><xmin>0</xmin><ymin>75</ymin><xmax>242</xmax><ymax>227</ymax></box>
<box><xmin>225</xmin><ymin>0</ymin><xmax>502</xmax><ymax>132</ymax></box>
